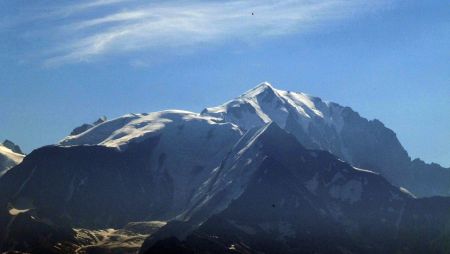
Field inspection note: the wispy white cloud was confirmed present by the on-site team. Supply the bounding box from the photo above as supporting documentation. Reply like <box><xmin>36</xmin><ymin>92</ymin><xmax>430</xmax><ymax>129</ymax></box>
<box><xmin>49</xmin><ymin>0</ymin><xmax>132</xmax><ymax>17</ymax></box>
<box><xmin>5</xmin><ymin>0</ymin><xmax>393</xmax><ymax>66</ymax></box>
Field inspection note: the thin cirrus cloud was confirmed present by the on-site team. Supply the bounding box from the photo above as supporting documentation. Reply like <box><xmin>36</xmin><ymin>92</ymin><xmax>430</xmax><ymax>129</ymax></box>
<box><xmin>12</xmin><ymin>0</ymin><xmax>392</xmax><ymax>66</ymax></box>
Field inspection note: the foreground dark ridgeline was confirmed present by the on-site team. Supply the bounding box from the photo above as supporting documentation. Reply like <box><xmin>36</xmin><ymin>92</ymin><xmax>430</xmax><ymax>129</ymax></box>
<box><xmin>0</xmin><ymin>83</ymin><xmax>449</xmax><ymax>254</ymax></box>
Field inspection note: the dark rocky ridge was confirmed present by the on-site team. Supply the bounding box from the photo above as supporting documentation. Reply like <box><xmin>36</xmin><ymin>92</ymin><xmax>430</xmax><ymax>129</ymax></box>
<box><xmin>2</xmin><ymin>140</ymin><xmax>23</xmax><ymax>155</ymax></box>
<box><xmin>69</xmin><ymin>116</ymin><xmax>107</xmax><ymax>136</ymax></box>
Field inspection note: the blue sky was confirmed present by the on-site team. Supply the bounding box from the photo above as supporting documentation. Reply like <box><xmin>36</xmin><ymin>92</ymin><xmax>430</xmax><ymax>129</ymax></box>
<box><xmin>0</xmin><ymin>0</ymin><xmax>449</xmax><ymax>166</ymax></box>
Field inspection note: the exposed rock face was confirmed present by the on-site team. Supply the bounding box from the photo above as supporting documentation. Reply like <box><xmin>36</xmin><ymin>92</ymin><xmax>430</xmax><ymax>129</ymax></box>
<box><xmin>74</xmin><ymin>221</ymin><xmax>166</xmax><ymax>254</ymax></box>
<box><xmin>2</xmin><ymin>140</ymin><xmax>23</xmax><ymax>155</ymax></box>
<box><xmin>70</xmin><ymin>123</ymin><xmax>94</xmax><ymax>136</ymax></box>
<box><xmin>69</xmin><ymin>116</ymin><xmax>108</xmax><ymax>136</ymax></box>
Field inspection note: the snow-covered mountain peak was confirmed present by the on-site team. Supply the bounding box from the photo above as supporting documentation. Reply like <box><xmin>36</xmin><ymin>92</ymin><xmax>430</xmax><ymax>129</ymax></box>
<box><xmin>202</xmin><ymin>83</ymin><xmax>345</xmax><ymax>133</ymax></box>
<box><xmin>240</xmin><ymin>81</ymin><xmax>277</xmax><ymax>98</ymax></box>
<box><xmin>239</xmin><ymin>82</ymin><xmax>319</xmax><ymax>112</ymax></box>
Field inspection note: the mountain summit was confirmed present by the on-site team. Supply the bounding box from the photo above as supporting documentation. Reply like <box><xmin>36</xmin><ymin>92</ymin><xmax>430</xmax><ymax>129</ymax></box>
<box><xmin>203</xmin><ymin>82</ymin><xmax>337</xmax><ymax>130</ymax></box>
<box><xmin>202</xmin><ymin>82</ymin><xmax>450</xmax><ymax>197</ymax></box>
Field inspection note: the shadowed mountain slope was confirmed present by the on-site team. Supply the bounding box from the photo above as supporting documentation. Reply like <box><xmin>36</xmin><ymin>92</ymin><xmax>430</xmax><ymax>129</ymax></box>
<box><xmin>142</xmin><ymin>123</ymin><xmax>450</xmax><ymax>254</ymax></box>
